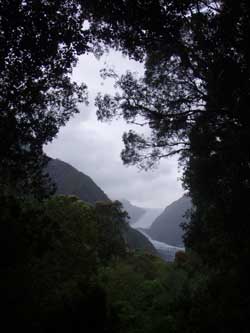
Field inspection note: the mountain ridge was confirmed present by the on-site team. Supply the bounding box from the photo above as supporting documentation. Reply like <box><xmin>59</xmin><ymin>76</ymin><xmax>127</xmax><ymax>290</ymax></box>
<box><xmin>145</xmin><ymin>195</ymin><xmax>192</xmax><ymax>247</ymax></box>
<box><xmin>46</xmin><ymin>158</ymin><xmax>157</xmax><ymax>255</ymax></box>
<box><xmin>46</xmin><ymin>158</ymin><xmax>109</xmax><ymax>204</ymax></box>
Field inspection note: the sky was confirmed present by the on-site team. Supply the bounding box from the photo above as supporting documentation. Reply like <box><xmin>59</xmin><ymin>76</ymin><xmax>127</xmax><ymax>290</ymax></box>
<box><xmin>44</xmin><ymin>50</ymin><xmax>184</xmax><ymax>208</ymax></box>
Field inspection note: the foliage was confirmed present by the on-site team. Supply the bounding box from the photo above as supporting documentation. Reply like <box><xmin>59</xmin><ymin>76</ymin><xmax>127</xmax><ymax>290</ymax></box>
<box><xmin>0</xmin><ymin>195</ymin><xmax>101</xmax><ymax>331</ymax></box>
<box><xmin>93</xmin><ymin>0</ymin><xmax>250</xmax><ymax>257</ymax></box>
<box><xmin>1</xmin><ymin>192</ymin><xmax>200</xmax><ymax>333</ymax></box>
<box><xmin>2</xmin><ymin>1</ymin><xmax>250</xmax><ymax>332</ymax></box>
<box><xmin>98</xmin><ymin>251</ymin><xmax>212</xmax><ymax>333</ymax></box>
<box><xmin>98</xmin><ymin>253</ymin><xmax>169</xmax><ymax>333</ymax></box>
<box><xmin>93</xmin><ymin>1</ymin><xmax>250</xmax><ymax>330</ymax></box>
<box><xmin>0</xmin><ymin>195</ymin><xmax>130</xmax><ymax>332</ymax></box>
<box><xmin>0</xmin><ymin>0</ymin><xmax>95</xmax><ymax>196</ymax></box>
<box><xmin>0</xmin><ymin>1</ymin><xmax>81</xmax><ymax>195</ymax></box>
<box><xmin>95</xmin><ymin>200</ymin><xmax>128</xmax><ymax>263</ymax></box>
<box><xmin>95</xmin><ymin>0</ymin><xmax>249</xmax><ymax>173</ymax></box>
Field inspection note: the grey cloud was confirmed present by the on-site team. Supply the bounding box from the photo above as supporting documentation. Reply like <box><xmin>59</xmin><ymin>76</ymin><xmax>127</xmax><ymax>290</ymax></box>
<box><xmin>45</xmin><ymin>51</ymin><xmax>184</xmax><ymax>208</ymax></box>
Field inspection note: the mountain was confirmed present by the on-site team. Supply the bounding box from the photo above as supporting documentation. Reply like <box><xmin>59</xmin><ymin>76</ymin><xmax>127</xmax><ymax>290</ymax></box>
<box><xmin>145</xmin><ymin>195</ymin><xmax>192</xmax><ymax>247</ymax></box>
<box><xmin>47</xmin><ymin>158</ymin><xmax>157</xmax><ymax>255</ymax></box>
<box><xmin>46</xmin><ymin>158</ymin><xmax>109</xmax><ymax>204</ymax></box>
<box><xmin>120</xmin><ymin>199</ymin><xmax>146</xmax><ymax>224</ymax></box>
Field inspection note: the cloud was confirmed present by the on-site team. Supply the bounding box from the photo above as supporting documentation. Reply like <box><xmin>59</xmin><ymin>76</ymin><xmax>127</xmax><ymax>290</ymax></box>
<box><xmin>44</xmin><ymin>51</ymin><xmax>184</xmax><ymax>208</ymax></box>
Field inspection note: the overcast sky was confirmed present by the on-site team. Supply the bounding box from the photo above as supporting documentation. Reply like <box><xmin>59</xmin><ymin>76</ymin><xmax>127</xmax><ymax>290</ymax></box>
<box><xmin>44</xmin><ymin>50</ymin><xmax>184</xmax><ymax>208</ymax></box>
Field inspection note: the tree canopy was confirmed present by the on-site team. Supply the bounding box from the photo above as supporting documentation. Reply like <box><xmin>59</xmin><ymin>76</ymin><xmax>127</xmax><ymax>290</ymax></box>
<box><xmin>94</xmin><ymin>2</ymin><xmax>250</xmax><ymax>329</ymax></box>
<box><xmin>0</xmin><ymin>0</ymin><xmax>95</xmax><ymax>196</ymax></box>
<box><xmin>95</xmin><ymin>0</ymin><xmax>250</xmax><ymax>167</ymax></box>
<box><xmin>1</xmin><ymin>1</ymin><xmax>250</xmax><ymax>331</ymax></box>
<box><xmin>94</xmin><ymin>0</ymin><xmax>250</xmax><ymax>249</ymax></box>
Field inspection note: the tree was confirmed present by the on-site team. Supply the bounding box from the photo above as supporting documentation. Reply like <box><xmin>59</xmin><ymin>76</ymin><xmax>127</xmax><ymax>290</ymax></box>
<box><xmin>93</xmin><ymin>1</ymin><xmax>250</xmax><ymax>330</ymax></box>
<box><xmin>94</xmin><ymin>0</ymin><xmax>250</xmax><ymax>257</ymax></box>
<box><xmin>95</xmin><ymin>1</ymin><xmax>248</xmax><ymax>166</ymax></box>
<box><xmin>0</xmin><ymin>0</ymin><xmax>205</xmax><ymax>192</ymax></box>
<box><xmin>0</xmin><ymin>195</ymin><xmax>136</xmax><ymax>331</ymax></box>
<box><xmin>0</xmin><ymin>194</ymin><xmax>110</xmax><ymax>332</ymax></box>
<box><xmin>2</xmin><ymin>1</ymin><xmax>250</xmax><ymax>330</ymax></box>
<box><xmin>95</xmin><ymin>200</ymin><xmax>128</xmax><ymax>263</ymax></box>
<box><xmin>0</xmin><ymin>0</ymin><xmax>93</xmax><ymax>197</ymax></box>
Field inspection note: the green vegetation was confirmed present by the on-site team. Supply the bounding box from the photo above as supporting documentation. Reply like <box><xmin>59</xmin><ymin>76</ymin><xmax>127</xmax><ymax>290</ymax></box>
<box><xmin>1</xmin><ymin>1</ymin><xmax>250</xmax><ymax>332</ymax></box>
<box><xmin>0</xmin><ymin>193</ymin><xmax>185</xmax><ymax>332</ymax></box>
<box><xmin>1</xmin><ymin>195</ymin><xmax>101</xmax><ymax>331</ymax></box>
<box><xmin>47</xmin><ymin>158</ymin><xmax>158</xmax><ymax>255</ymax></box>
<box><xmin>94</xmin><ymin>1</ymin><xmax>250</xmax><ymax>331</ymax></box>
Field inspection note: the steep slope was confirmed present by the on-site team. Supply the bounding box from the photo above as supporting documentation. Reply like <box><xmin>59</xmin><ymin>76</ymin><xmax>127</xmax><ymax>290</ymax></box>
<box><xmin>146</xmin><ymin>195</ymin><xmax>192</xmax><ymax>247</ymax></box>
<box><xmin>47</xmin><ymin>158</ymin><xmax>109</xmax><ymax>204</ymax></box>
<box><xmin>125</xmin><ymin>227</ymin><xmax>157</xmax><ymax>255</ymax></box>
<box><xmin>120</xmin><ymin>199</ymin><xmax>146</xmax><ymax>224</ymax></box>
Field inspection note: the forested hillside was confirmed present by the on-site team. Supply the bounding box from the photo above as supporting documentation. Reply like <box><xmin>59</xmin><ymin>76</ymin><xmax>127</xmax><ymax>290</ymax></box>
<box><xmin>47</xmin><ymin>157</ymin><xmax>157</xmax><ymax>255</ymax></box>
<box><xmin>1</xmin><ymin>1</ymin><xmax>250</xmax><ymax>332</ymax></box>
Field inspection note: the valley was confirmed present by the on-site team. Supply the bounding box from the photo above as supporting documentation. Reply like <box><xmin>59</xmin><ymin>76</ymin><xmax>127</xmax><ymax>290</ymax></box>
<box><xmin>47</xmin><ymin>157</ymin><xmax>187</xmax><ymax>261</ymax></box>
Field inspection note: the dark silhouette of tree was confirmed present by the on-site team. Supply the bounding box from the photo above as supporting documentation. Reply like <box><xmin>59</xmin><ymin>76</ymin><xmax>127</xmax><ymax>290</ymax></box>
<box><xmin>94</xmin><ymin>1</ymin><xmax>250</xmax><ymax>330</ymax></box>
<box><xmin>0</xmin><ymin>191</ymin><xmax>134</xmax><ymax>332</ymax></box>
<box><xmin>95</xmin><ymin>200</ymin><xmax>128</xmax><ymax>263</ymax></box>
<box><xmin>2</xmin><ymin>1</ymin><xmax>250</xmax><ymax>331</ymax></box>
<box><xmin>0</xmin><ymin>0</ymin><xmax>93</xmax><ymax>197</ymax></box>
<box><xmin>94</xmin><ymin>0</ymin><xmax>250</xmax><ymax>255</ymax></box>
